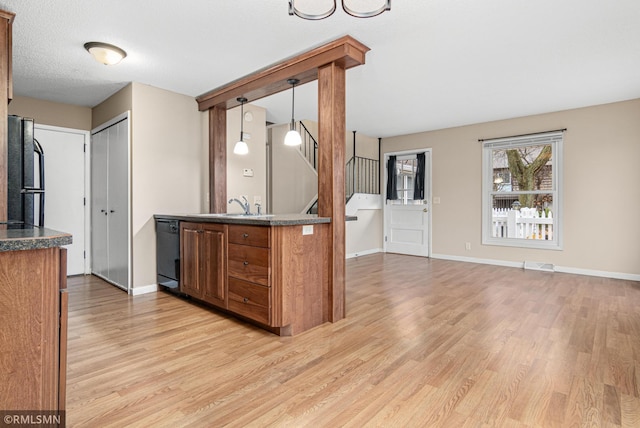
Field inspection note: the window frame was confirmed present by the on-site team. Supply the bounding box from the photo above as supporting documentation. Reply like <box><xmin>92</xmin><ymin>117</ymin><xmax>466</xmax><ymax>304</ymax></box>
<box><xmin>481</xmin><ymin>131</ymin><xmax>564</xmax><ymax>250</ymax></box>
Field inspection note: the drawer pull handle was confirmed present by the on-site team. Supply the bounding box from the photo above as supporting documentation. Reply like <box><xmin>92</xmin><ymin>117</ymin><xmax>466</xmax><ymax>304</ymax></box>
<box><xmin>242</xmin><ymin>233</ymin><xmax>249</xmax><ymax>238</ymax></box>
<box><xmin>243</xmin><ymin>297</ymin><xmax>249</xmax><ymax>303</ymax></box>
<box><xmin>243</xmin><ymin>261</ymin><xmax>249</xmax><ymax>266</ymax></box>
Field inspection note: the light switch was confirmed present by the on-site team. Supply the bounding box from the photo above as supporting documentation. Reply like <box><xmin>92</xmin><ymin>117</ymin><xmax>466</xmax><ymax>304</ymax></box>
<box><xmin>433</xmin><ymin>197</ymin><xmax>441</xmax><ymax>204</ymax></box>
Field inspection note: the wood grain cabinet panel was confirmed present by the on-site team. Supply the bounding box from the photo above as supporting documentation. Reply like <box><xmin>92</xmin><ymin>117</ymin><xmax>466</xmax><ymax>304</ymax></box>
<box><xmin>0</xmin><ymin>247</ymin><xmax>67</xmax><ymax>418</ymax></box>
<box><xmin>180</xmin><ymin>222</ymin><xmax>227</xmax><ymax>307</ymax></box>
<box><xmin>179</xmin><ymin>222</ymin><xmax>329</xmax><ymax>336</ymax></box>
<box><xmin>228</xmin><ymin>277</ymin><xmax>270</xmax><ymax>325</ymax></box>
<box><xmin>228</xmin><ymin>224</ymin><xmax>270</xmax><ymax>247</ymax></box>
<box><xmin>228</xmin><ymin>243</ymin><xmax>269</xmax><ymax>286</ymax></box>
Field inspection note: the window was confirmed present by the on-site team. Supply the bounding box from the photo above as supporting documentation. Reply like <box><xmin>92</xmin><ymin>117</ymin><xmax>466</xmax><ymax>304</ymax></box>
<box><xmin>387</xmin><ymin>155</ymin><xmax>424</xmax><ymax>205</ymax></box>
<box><xmin>482</xmin><ymin>131</ymin><xmax>563</xmax><ymax>249</ymax></box>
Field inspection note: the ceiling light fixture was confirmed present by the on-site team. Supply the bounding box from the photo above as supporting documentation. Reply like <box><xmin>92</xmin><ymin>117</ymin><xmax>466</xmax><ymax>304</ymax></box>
<box><xmin>84</xmin><ymin>42</ymin><xmax>127</xmax><ymax>65</ymax></box>
<box><xmin>233</xmin><ymin>97</ymin><xmax>249</xmax><ymax>155</ymax></box>
<box><xmin>284</xmin><ymin>78</ymin><xmax>302</xmax><ymax>147</ymax></box>
<box><xmin>288</xmin><ymin>0</ymin><xmax>391</xmax><ymax>20</ymax></box>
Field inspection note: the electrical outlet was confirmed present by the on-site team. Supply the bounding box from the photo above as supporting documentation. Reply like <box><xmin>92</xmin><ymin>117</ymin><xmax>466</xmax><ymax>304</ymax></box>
<box><xmin>254</xmin><ymin>196</ymin><xmax>262</xmax><ymax>205</ymax></box>
<box><xmin>465</xmin><ymin>242</ymin><xmax>471</xmax><ymax>251</ymax></box>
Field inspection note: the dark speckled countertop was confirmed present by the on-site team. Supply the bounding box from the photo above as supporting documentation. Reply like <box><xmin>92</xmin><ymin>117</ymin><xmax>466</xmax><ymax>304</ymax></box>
<box><xmin>0</xmin><ymin>224</ymin><xmax>73</xmax><ymax>252</ymax></box>
<box><xmin>154</xmin><ymin>213</ymin><xmax>333</xmax><ymax>226</ymax></box>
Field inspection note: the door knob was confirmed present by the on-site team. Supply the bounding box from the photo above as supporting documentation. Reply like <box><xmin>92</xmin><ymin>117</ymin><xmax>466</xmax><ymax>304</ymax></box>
<box><xmin>423</xmin><ymin>208</ymin><xmax>428</xmax><ymax>212</ymax></box>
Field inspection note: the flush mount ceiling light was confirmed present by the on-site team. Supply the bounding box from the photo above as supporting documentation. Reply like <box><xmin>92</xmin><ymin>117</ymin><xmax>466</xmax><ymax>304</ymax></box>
<box><xmin>233</xmin><ymin>97</ymin><xmax>249</xmax><ymax>155</ymax></box>
<box><xmin>84</xmin><ymin>42</ymin><xmax>127</xmax><ymax>65</ymax></box>
<box><xmin>284</xmin><ymin>78</ymin><xmax>302</xmax><ymax>147</ymax></box>
<box><xmin>288</xmin><ymin>0</ymin><xmax>391</xmax><ymax>20</ymax></box>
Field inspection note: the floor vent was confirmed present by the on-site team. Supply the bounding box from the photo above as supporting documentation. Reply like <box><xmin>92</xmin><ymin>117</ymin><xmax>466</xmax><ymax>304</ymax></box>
<box><xmin>524</xmin><ymin>261</ymin><xmax>555</xmax><ymax>272</ymax></box>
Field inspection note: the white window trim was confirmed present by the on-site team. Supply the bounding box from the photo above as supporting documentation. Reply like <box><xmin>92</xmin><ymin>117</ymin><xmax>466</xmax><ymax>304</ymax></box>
<box><xmin>481</xmin><ymin>131</ymin><xmax>564</xmax><ymax>250</ymax></box>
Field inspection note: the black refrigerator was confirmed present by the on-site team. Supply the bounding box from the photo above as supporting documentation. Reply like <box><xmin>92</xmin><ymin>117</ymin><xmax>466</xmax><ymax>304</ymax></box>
<box><xmin>7</xmin><ymin>115</ymin><xmax>45</xmax><ymax>227</ymax></box>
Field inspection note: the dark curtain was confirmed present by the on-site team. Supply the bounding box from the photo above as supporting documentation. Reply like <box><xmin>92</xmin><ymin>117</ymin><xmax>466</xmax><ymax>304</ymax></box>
<box><xmin>386</xmin><ymin>156</ymin><xmax>398</xmax><ymax>200</ymax></box>
<box><xmin>413</xmin><ymin>152</ymin><xmax>425</xmax><ymax>200</ymax></box>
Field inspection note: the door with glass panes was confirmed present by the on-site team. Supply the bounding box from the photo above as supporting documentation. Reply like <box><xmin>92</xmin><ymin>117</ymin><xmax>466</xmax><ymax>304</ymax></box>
<box><xmin>384</xmin><ymin>151</ymin><xmax>430</xmax><ymax>257</ymax></box>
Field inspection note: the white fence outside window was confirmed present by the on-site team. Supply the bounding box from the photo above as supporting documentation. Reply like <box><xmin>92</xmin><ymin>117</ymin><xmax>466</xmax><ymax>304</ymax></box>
<box><xmin>492</xmin><ymin>207</ymin><xmax>553</xmax><ymax>240</ymax></box>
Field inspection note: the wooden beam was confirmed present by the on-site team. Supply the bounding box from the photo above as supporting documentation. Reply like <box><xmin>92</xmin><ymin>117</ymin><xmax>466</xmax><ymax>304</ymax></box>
<box><xmin>203</xmin><ymin>35</ymin><xmax>369</xmax><ymax>323</ymax></box>
<box><xmin>317</xmin><ymin>62</ymin><xmax>346</xmax><ymax>322</ymax></box>
<box><xmin>208</xmin><ymin>106</ymin><xmax>227</xmax><ymax>213</ymax></box>
<box><xmin>196</xmin><ymin>35</ymin><xmax>370</xmax><ymax>111</ymax></box>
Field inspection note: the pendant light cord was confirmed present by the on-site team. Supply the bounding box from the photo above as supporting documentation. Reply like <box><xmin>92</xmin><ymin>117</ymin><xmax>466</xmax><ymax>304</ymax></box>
<box><xmin>290</xmin><ymin>81</ymin><xmax>296</xmax><ymax>130</ymax></box>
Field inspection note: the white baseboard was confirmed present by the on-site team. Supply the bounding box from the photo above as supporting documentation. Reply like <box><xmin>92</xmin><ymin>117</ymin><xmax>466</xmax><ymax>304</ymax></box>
<box><xmin>130</xmin><ymin>283</ymin><xmax>159</xmax><ymax>295</ymax></box>
<box><xmin>430</xmin><ymin>253</ymin><xmax>640</xmax><ymax>281</ymax></box>
<box><xmin>553</xmin><ymin>266</ymin><xmax>640</xmax><ymax>282</ymax></box>
<box><xmin>346</xmin><ymin>248</ymin><xmax>383</xmax><ymax>259</ymax></box>
<box><xmin>431</xmin><ymin>253</ymin><xmax>524</xmax><ymax>268</ymax></box>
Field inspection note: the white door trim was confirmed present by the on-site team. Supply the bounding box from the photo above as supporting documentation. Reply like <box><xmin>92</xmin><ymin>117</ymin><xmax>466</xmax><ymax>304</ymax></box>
<box><xmin>34</xmin><ymin>123</ymin><xmax>91</xmax><ymax>274</ymax></box>
<box><xmin>383</xmin><ymin>148</ymin><xmax>432</xmax><ymax>257</ymax></box>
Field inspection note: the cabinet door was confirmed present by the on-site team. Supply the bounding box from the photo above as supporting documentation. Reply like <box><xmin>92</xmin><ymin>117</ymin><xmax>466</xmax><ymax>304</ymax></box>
<box><xmin>201</xmin><ymin>224</ymin><xmax>227</xmax><ymax>307</ymax></box>
<box><xmin>180</xmin><ymin>223</ymin><xmax>201</xmax><ymax>297</ymax></box>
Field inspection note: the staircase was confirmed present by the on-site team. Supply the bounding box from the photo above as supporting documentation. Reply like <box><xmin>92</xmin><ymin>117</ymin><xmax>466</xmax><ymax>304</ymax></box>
<box><xmin>296</xmin><ymin>122</ymin><xmax>380</xmax><ymax>214</ymax></box>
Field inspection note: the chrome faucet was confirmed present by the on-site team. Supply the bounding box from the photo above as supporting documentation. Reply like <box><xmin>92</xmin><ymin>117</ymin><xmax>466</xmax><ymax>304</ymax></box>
<box><xmin>228</xmin><ymin>196</ymin><xmax>251</xmax><ymax>215</ymax></box>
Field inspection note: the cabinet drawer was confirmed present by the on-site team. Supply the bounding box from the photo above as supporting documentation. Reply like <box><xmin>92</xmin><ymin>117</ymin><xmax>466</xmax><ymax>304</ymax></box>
<box><xmin>228</xmin><ymin>225</ymin><xmax>270</xmax><ymax>248</ymax></box>
<box><xmin>228</xmin><ymin>244</ymin><xmax>269</xmax><ymax>286</ymax></box>
<box><xmin>228</xmin><ymin>278</ymin><xmax>270</xmax><ymax>325</ymax></box>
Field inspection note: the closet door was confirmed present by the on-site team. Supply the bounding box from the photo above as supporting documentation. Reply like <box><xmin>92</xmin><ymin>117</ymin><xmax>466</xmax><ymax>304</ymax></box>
<box><xmin>106</xmin><ymin>119</ymin><xmax>130</xmax><ymax>289</ymax></box>
<box><xmin>90</xmin><ymin>115</ymin><xmax>130</xmax><ymax>291</ymax></box>
<box><xmin>91</xmin><ymin>129</ymin><xmax>109</xmax><ymax>279</ymax></box>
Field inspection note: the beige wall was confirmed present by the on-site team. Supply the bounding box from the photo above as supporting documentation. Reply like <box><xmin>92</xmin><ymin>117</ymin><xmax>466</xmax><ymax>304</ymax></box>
<box><xmin>92</xmin><ymin>84</ymin><xmax>133</xmax><ymax>129</ymax></box>
<box><xmin>224</xmin><ymin>103</ymin><xmax>267</xmax><ymax>213</ymax></box>
<box><xmin>130</xmin><ymin>82</ymin><xmax>204</xmax><ymax>288</ymax></box>
<box><xmin>270</xmin><ymin>122</ymin><xmax>318</xmax><ymax>214</ymax></box>
<box><xmin>9</xmin><ymin>96</ymin><xmax>92</xmax><ymax>130</ymax></box>
<box><xmin>346</xmin><ymin>209</ymin><xmax>383</xmax><ymax>257</ymax></box>
<box><xmin>383</xmin><ymin>98</ymin><xmax>640</xmax><ymax>277</ymax></box>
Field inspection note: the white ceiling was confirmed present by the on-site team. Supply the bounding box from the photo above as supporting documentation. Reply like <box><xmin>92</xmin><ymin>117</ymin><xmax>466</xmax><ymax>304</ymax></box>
<box><xmin>2</xmin><ymin>0</ymin><xmax>639</xmax><ymax>138</ymax></box>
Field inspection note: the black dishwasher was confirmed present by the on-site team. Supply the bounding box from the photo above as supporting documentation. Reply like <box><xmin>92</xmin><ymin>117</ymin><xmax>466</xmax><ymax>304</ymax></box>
<box><xmin>156</xmin><ymin>218</ymin><xmax>180</xmax><ymax>293</ymax></box>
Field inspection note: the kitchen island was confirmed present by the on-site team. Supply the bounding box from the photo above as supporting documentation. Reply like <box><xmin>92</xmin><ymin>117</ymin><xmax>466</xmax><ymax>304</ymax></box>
<box><xmin>154</xmin><ymin>213</ymin><xmax>331</xmax><ymax>336</ymax></box>
<box><xmin>0</xmin><ymin>225</ymin><xmax>71</xmax><ymax>418</ymax></box>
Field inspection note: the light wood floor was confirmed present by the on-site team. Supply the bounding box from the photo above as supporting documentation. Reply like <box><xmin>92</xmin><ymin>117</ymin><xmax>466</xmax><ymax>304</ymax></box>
<box><xmin>66</xmin><ymin>254</ymin><xmax>640</xmax><ymax>427</ymax></box>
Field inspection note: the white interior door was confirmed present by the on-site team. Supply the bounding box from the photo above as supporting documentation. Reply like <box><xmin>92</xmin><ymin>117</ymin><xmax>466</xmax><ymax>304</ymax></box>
<box><xmin>34</xmin><ymin>125</ymin><xmax>89</xmax><ymax>275</ymax></box>
<box><xmin>384</xmin><ymin>151</ymin><xmax>431</xmax><ymax>257</ymax></box>
<box><xmin>91</xmin><ymin>129</ymin><xmax>109</xmax><ymax>279</ymax></box>
<box><xmin>91</xmin><ymin>114</ymin><xmax>130</xmax><ymax>291</ymax></box>
<box><xmin>106</xmin><ymin>119</ymin><xmax>130</xmax><ymax>289</ymax></box>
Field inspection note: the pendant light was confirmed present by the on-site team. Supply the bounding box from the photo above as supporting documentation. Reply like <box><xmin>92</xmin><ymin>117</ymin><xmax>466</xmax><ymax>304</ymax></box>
<box><xmin>284</xmin><ymin>79</ymin><xmax>302</xmax><ymax>146</ymax></box>
<box><xmin>289</xmin><ymin>0</ymin><xmax>391</xmax><ymax>20</ymax></box>
<box><xmin>233</xmin><ymin>97</ymin><xmax>249</xmax><ymax>155</ymax></box>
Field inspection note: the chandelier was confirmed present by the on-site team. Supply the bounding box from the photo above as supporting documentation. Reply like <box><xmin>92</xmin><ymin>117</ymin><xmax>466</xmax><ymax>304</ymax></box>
<box><xmin>289</xmin><ymin>0</ymin><xmax>391</xmax><ymax>20</ymax></box>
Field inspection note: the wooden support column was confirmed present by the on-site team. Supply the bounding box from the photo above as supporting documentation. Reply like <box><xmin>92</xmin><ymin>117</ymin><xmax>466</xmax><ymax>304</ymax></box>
<box><xmin>317</xmin><ymin>62</ymin><xmax>346</xmax><ymax>322</ymax></box>
<box><xmin>208</xmin><ymin>106</ymin><xmax>227</xmax><ymax>213</ymax></box>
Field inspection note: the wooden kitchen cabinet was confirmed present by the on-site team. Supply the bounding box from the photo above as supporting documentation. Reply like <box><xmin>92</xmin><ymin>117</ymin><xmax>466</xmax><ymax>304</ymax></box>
<box><xmin>0</xmin><ymin>247</ymin><xmax>67</xmax><ymax>417</ymax></box>
<box><xmin>0</xmin><ymin>9</ymin><xmax>14</xmax><ymax>222</ymax></box>
<box><xmin>180</xmin><ymin>222</ymin><xmax>227</xmax><ymax>308</ymax></box>
<box><xmin>227</xmin><ymin>225</ymin><xmax>272</xmax><ymax>324</ymax></box>
<box><xmin>176</xmin><ymin>219</ymin><xmax>329</xmax><ymax>336</ymax></box>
